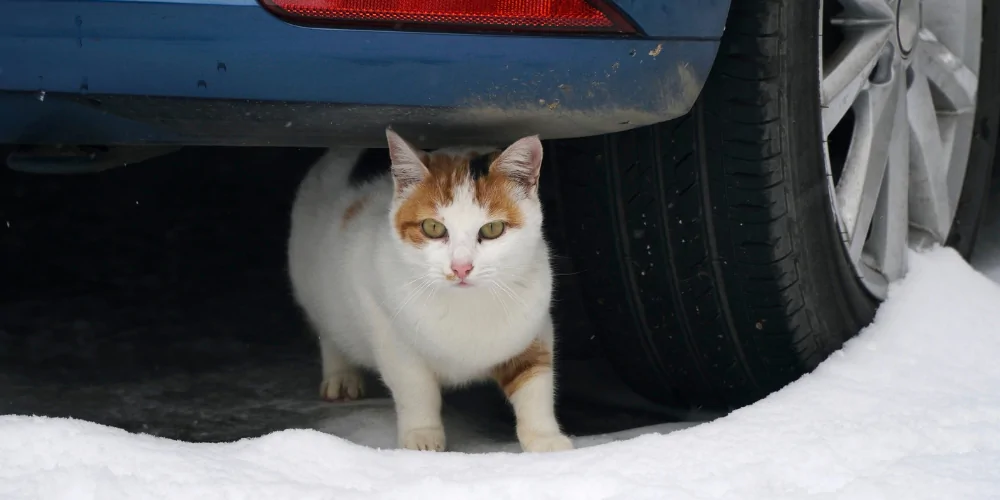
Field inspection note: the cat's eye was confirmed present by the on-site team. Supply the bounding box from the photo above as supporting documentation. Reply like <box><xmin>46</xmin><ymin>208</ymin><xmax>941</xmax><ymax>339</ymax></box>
<box><xmin>479</xmin><ymin>221</ymin><xmax>506</xmax><ymax>240</ymax></box>
<box><xmin>420</xmin><ymin>219</ymin><xmax>447</xmax><ymax>239</ymax></box>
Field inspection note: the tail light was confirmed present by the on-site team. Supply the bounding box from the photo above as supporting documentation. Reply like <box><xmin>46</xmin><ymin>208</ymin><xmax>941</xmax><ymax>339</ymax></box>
<box><xmin>259</xmin><ymin>0</ymin><xmax>637</xmax><ymax>35</ymax></box>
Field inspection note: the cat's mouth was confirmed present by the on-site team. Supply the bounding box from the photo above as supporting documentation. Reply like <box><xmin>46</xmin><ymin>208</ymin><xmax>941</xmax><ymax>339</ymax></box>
<box><xmin>445</xmin><ymin>272</ymin><xmax>474</xmax><ymax>287</ymax></box>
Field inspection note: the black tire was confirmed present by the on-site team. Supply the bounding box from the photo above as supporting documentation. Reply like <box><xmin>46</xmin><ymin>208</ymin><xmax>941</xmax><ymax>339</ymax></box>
<box><xmin>550</xmin><ymin>0</ymin><xmax>1000</xmax><ymax>410</ymax></box>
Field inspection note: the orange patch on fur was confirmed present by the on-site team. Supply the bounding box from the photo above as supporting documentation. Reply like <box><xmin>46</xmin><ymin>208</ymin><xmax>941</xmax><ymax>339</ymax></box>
<box><xmin>393</xmin><ymin>184</ymin><xmax>448</xmax><ymax>246</ymax></box>
<box><xmin>341</xmin><ymin>195</ymin><xmax>370</xmax><ymax>229</ymax></box>
<box><xmin>473</xmin><ymin>169</ymin><xmax>525</xmax><ymax>230</ymax></box>
<box><xmin>392</xmin><ymin>150</ymin><xmax>526</xmax><ymax>246</ymax></box>
<box><xmin>491</xmin><ymin>340</ymin><xmax>552</xmax><ymax>398</ymax></box>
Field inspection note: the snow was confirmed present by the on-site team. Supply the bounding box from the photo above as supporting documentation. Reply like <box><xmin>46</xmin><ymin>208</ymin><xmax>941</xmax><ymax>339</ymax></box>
<box><xmin>4</xmin><ymin>247</ymin><xmax>1000</xmax><ymax>499</ymax></box>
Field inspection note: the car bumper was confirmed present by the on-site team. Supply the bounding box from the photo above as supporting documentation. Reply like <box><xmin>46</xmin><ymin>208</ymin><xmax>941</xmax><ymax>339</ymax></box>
<box><xmin>0</xmin><ymin>0</ymin><xmax>727</xmax><ymax>147</ymax></box>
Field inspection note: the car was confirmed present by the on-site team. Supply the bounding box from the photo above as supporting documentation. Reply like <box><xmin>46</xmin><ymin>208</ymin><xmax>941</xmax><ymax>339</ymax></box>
<box><xmin>3</xmin><ymin>0</ymin><xmax>997</xmax><ymax>411</ymax></box>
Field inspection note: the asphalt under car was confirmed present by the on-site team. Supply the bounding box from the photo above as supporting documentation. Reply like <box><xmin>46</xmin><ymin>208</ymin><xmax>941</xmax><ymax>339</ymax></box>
<box><xmin>0</xmin><ymin>145</ymin><xmax>711</xmax><ymax>446</ymax></box>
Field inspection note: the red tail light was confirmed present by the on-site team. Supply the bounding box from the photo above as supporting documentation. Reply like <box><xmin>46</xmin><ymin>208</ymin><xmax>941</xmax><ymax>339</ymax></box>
<box><xmin>259</xmin><ymin>0</ymin><xmax>637</xmax><ymax>35</ymax></box>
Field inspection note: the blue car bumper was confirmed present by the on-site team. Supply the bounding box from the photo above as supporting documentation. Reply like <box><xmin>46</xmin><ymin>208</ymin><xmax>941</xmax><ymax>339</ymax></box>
<box><xmin>0</xmin><ymin>0</ymin><xmax>729</xmax><ymax>147</ymax></box>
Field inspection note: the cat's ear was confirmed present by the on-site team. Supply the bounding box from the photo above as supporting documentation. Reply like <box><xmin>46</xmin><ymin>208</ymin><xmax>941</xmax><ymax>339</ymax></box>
<box><xmin>386</xmin><ymin>127</ymin><xmax>430</xmax><ymax>195</ymax></box>
<box><xmin>492</xmin><ymin>135</ymin><xmax>543</xmax><ymax>195</ymax></box>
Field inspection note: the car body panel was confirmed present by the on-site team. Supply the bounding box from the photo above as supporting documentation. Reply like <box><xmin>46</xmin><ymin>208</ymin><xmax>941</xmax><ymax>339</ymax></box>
<box><xmin>611</xmin><ymin>0</ymin><xmax>729</xmax><ymax>38</ymax></box>
<box><xmin>0</xmin><ymin>0</ymin><xmax>729</xmax><ymax>147</ymax></box>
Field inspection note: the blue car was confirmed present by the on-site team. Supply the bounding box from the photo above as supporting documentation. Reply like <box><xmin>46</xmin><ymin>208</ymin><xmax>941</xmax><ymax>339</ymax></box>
<box><xmin>4</xmin><ymin>0</ymin><xmax>997</xmax><ymax>409</ymax></box>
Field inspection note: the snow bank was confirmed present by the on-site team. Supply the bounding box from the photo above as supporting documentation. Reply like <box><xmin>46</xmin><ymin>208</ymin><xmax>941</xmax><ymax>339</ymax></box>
<box><xmin>3</xmin><ymin>248</ymin><xmax>1000</xmax><ymax>500</ymax></box>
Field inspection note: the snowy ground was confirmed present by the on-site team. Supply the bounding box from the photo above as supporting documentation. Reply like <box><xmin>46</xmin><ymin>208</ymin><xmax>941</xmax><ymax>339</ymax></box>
<box><xmin>3</xmin><ymin>156</ymin><xmax>1000</xmax><ymax>498</ymax></box>
<box><xmin>3</xmin><ymin>247</ymin><xmax>1000</xmax><ymax>499</ymax></box>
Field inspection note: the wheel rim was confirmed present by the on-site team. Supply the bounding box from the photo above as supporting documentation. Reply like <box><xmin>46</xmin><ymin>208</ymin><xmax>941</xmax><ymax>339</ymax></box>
<box><xmin>820</xmin><ymin>0</ymin><xmax>982</xmax><ymax>298</ymax></box>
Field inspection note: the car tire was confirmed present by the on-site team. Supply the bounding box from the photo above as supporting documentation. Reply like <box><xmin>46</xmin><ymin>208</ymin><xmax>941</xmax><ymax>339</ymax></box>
<box><xmin>549</xmin><ymin>0</ymin><xmax>1000</xmax><ymax>409</ymax></box>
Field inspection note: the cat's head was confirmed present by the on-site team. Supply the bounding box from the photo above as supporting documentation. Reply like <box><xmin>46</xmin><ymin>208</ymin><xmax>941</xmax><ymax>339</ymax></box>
<box><xmin>385</xmin><ymin>127</ymin><xmax>547</xmax><ymax>289</ymax></box>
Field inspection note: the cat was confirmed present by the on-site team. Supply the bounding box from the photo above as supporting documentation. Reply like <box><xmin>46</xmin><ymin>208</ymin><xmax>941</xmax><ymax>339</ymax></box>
<box><xmin>287</xmin><ymin>127</ymin><xmax>573</xmax><ymax>453</ymax></box>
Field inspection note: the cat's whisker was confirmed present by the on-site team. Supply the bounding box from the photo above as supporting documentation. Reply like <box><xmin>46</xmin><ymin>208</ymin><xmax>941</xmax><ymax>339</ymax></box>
<box><xmin>494</xmin><ymin>279</ymin><xmax>527</xmax><ymax>308</ymax></box>
<box><xmin>390</xmin><ymin>277</ymin><xmax>433</xmax><ymax>323</ymax></box>
<box><xmin>399</xmin><ymin>279</ymin><xmax>434</xmax><ymax>323</ymax></box>
<box><xmin>497</xmin><ymin>285</ymin><xmax>511</xmax><ymax>312</ymax></box>
<box><xmin>424</xmin><ymin>278</ymin><xmax>441</xmax><ymax>310</ymax></box>
<box><xmin>400</xmin><ymin>273</ymin><xmax>434</xmax><ymax>288</ymax></box>
<box><xmin>552</xmin><ymin>271</ymin><xmax>585</xmax><ymax>277</ymax></box>
<box><xmin>378</xmin><ymin>273</ymin><xmax>432</xmax><ymax>309</ymax></box>
<box><xmin>490</xmin><ymin>265</ymin><xmax>540</xmax><ymax>271</ymax></box>
<box><xmin>477</xmin><ymin>266</ymin><xmax>531</xmax><ymax>281</ymax></box>
<box><xmin>488</xmin><ymin>281</ymin><xmax>512</xmax><ymax>328</ymax></box>
<box><xmin>389</xmin><ymin>283</ymin><xmax>422</xmax><ymax>321</ymax></box>
<box><xmin>496</xmin><ymin>269</ymin><xmax>529</xmax><ymax>280</ymax></box>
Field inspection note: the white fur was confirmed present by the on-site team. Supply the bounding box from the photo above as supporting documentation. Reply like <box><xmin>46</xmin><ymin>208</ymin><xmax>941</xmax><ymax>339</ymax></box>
<box><xmin>288</xmin><ymin>135</ymin><xmax>571</xmax><ymax>452</ymax></box>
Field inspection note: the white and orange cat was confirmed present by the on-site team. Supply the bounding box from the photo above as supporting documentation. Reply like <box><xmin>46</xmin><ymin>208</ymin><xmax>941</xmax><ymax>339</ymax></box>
<box><xmin>287</xmin><ymin>127</ymin><xmax>572</xmax><ymax>453</ymax></box>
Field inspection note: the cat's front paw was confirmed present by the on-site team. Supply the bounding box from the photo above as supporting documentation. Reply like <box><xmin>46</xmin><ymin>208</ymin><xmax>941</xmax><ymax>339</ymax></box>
<box><xmin>401</xmin><ymin>426</ymin><xmax>446</xmax><ymax>452</ymax></box>
<box><xmin>518</xmin><ymin>431</ymin><xmax>574</xmax><ymax>453</ymax></box>
<box><xmin>320</xmin><ymin>370</ymin><xmax>365</xmax><ymax>401</ymax></box>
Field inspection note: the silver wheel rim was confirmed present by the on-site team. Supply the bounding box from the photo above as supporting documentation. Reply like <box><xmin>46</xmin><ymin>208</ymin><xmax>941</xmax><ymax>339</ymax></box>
<box><xmin>820</xmin><ymin>0</ymin><xmax>982</xmax><ymax>298</ymax></box>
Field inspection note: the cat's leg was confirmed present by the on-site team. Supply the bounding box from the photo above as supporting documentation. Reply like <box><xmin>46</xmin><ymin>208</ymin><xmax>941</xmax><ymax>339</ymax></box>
<box><xmin>493</xmin><ymin>318</ymin><xmax>573</xmax><ymax>453</ymax></box>
<box><xmin>374</xmin><ymin>338</ymin><xmax>446</xmax><ymax>451</ymax></box>
<box><xmin>318</xmin><ymin>335</ymin><xmax>365</xmax><ymax>401</ymax></box>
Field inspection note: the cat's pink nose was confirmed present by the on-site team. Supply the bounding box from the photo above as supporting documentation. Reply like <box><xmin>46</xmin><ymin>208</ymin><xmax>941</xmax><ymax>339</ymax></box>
<box><xmin>451</xmin><ymin>262</ymin><xmax>474</xmax><ymax>280</ymax></box>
